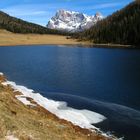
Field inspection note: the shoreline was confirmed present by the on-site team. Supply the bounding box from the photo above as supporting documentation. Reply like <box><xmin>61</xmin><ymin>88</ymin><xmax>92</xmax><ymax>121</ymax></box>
<box><xmin>0</xmin><ymin>40</ymin><xmax>134</xmax><ymax>48</ymax></box>
<box><xmin>0</xmin><ymin>43</ymin><xmax>133</xmax><ymax>48</ymax></box>
<box><xmin>88</xmin><ymin>43</ymin><xmax>134</xmax><ymax>48</ymax></box>
<box><xmin>0</xmin><ymin>73</ymin><xmax>116</xmax><ymax>140</ymax></box>
<box><xmin>0</xmin><ymin>42</ymin><xmax>134</xmax><ymax>49</ymax></box>
<box><xmin>0</xmin><ymin>29</ymin><xmax>90</xmax><ymax>47</ymax></box>
<box><xmin>0</xmin><ymin>29</ymin><xmax>134</xmax><ymax>48</ymax></box>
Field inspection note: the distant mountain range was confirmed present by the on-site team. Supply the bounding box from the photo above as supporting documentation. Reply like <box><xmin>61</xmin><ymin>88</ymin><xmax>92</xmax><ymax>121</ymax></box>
<box><xmin>0</xmin><ymin>0</ymin><xmax>140</xmax><ymax>47</ymax></box>
<box><xmin>73</xmin><ymin>0</ymin><xmax>140</xmax><ymax>46</ymax></box>
<box><xmin>47</xmin><ymin>10</ymin><xmax>103</xmax><ymax>32</ymax></box>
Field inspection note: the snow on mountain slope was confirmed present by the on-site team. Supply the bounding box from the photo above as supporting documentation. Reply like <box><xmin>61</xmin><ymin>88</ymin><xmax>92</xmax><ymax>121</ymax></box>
<box><xmin>47</xmin><ymin>10</ymin><xmax>103</xmax><ymax>32</ymax></box>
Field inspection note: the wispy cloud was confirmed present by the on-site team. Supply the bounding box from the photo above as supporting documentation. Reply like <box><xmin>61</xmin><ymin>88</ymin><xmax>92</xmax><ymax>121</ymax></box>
<box><xmin>1</xmin><ymin>4</ymin><xmax>55</xmax><ymax>25</ymax></box>
<box><xmin>89</xmin><ymin>2</ymin><xmax>123</xmax><ymax>10</ymax></box>
<box><xmin>2</xmin><ymin>2</ymin><xmax>122</xmax><ymax>17</ymax></box>
<box><xmin>3</xmin><ymin>10</ymin><xmax>48</xmax><ymax>16</ymax></box>
<box><xmin>0</xmin><ymin>0</ymin><xmax>132</xmax><ymax>25</ymax></box>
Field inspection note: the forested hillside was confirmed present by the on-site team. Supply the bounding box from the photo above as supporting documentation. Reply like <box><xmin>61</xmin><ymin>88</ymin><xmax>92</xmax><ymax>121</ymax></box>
<box><xmin>0</xmin><ymin>11</ymin><xmax>67</xmax><ymax>35</ymax></box>
<box><xmin>73</xmin><ymin>0</ymin><xmax>140</xmax><ymax>46</ymax></box>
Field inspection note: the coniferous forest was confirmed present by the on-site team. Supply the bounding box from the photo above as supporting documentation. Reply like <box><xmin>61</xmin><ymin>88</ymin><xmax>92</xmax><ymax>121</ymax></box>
<box><xmin>73</xmin><ymin>0</ymin><xmax>140</xmax><ymax>47</ymax></box>
<box><xmin>0</xmin><ymin>0</ymin><xmax>140</xmax><ymax>47</ymax></box>
<box><xmin>0</xmin><ymin>11</ymin><xmax>67</xmax><ymax>35</ymax></box>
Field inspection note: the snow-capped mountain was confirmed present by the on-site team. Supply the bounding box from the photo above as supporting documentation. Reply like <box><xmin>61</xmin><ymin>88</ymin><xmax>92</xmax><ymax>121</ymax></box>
<box><xmin>47</xmin><ymin>9</ymin><xmax>103</xmax><ymax>32</ymax></box>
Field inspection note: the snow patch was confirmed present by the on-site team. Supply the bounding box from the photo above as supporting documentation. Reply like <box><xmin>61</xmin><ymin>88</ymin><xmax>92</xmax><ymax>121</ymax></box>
<box><xmin>0</xmin><ymin>72</ymin><xmax>3</xmax><ymax>75</ymax></box>
<box><xmin>2</xmin><ymin>80</ymin><xmax>106</xmax><ymax>130</ymax></box>
<box><xmin>47</xmin><ymin>9</ymin><xmax>103</xmax><ymax>32</ymax></box>
<box><xmin>16</xmin><ymin>95</ymin><xmax>36</xmax><ymax>106</ymax></box>
<box><xmin>6</xmin><ymin>135</ymin><xmax>19</xmax><ymax>140</ymax></box>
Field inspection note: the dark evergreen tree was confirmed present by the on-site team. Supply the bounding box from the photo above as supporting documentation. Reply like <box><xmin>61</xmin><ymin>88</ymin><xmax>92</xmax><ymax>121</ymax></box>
<box><xmin>0</xmin><ymin>11</ymin><xmax>69</xmax><ymax>35</ymax></box>
<box><xmin>73</xmin><ymin>0</ymin><xmax>140</xmax><ymax>47</ymax></box>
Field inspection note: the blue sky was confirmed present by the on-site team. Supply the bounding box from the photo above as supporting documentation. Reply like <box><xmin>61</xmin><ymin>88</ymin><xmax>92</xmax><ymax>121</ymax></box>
<box><xmin>0</xmin><ymin>0</ymin><xmax>132</xmax><ymax>26</ymax></box>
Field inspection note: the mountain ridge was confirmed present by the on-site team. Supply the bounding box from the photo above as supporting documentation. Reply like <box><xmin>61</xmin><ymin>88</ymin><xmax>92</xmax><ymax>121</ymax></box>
<box><xmin>0</xmin><ymin>10</ymin><xmax>67</xmax><ymax>35</ymax></box>
<box><xmin>47</xmin><ymin>9</ymin><xmax>103</xmax><ymax>32</ymax></box>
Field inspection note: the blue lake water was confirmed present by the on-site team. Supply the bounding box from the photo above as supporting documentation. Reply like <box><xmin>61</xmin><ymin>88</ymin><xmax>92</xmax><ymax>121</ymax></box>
<box><xmin>0</xmin><ymin>45</ymin><xmax>140</xmax><ymax>140</ymax></box>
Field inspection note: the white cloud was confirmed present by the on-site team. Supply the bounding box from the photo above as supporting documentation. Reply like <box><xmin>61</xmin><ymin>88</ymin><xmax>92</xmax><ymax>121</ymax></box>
<box><xmin>4</xmin><ymin>10</ymin><xmax>48</xmax><ymax>16</ymax></box>
<box><xmin>90</xmin><ymin>2</ymin><xmax>123</xmax><ymax>10</ymax></box>
<box><xmin>0</xmin><ymin>2</ymin><xmax>127</xmax><ymax>26</ymax></box>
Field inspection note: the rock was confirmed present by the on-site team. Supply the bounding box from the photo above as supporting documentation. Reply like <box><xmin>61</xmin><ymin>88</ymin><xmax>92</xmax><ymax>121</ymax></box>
<box><xmin>47</xmin><ymin>9</ymin><xmax>103</xmax><ymax>32</ymax></box>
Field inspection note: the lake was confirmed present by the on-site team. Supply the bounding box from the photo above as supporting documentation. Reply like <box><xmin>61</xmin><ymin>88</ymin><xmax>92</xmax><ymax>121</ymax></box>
<box><xmin>0</xmin><ymin>45</ymin><xmax>140</xmax><ymax>140</ymax></box>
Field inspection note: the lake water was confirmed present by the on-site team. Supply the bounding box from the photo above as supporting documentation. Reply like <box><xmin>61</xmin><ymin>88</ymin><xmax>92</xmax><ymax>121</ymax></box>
<box><xmin>0</xmin><ymin>45</ymin><xmax>140</xmax><ymax>140</ymax></box>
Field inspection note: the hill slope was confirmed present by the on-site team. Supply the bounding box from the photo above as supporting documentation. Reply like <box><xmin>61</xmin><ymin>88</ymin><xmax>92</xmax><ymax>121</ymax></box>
<box><xmin>0</xmin><ymin>11</ymin><xmax>66</xmax><ymax>35</ymax></box>
<box><xmin>74</xmin><ymin>0</ymin><xmax>140</xmax><ymax>46</ymax></box>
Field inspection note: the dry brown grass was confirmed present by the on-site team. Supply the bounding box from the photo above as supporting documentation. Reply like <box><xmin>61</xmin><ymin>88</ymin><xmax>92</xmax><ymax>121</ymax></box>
<box><xmin>0</xmin><ymin>30</ymin><xmax>90</xmax><ymax>47</ymax></box>
<box><xmin>0</xmin><ymin>75</ymin><xmax>113</xmax><ymax>140</ymax></box>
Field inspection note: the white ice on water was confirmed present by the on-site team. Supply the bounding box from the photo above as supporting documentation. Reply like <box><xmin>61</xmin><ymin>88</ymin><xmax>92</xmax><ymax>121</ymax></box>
<box><xmin>2</xmin><ymin>80</ymin><xmax>106</xmax><ymax>130</ymax></box>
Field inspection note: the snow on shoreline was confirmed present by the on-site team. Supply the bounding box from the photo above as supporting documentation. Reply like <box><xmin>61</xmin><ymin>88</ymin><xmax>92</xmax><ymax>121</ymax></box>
<box><xmin>0</xmin><ymin>72</ymin><xmax>4</xmax><ymax>75</ymax></box>
<box><xmin>2</xmin><ymin>80</ymin><xmax>106</xmax><ymax>130</ymax></box>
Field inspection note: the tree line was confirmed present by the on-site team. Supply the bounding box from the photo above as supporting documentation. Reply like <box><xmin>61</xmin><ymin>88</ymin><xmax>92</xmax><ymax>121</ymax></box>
<box><xmin>0</xmin><ymin>11</ymin><xmax>69</xmax><ymax>35</ymax></box>
<box><xmin>72</xmin><ymin>0</ymin><xmax>140</xmax><ymax>47</ymax></box>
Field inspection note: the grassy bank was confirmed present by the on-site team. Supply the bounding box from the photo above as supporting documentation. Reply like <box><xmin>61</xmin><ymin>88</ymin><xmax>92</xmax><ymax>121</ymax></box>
<box><xmin>0</xmin><ymin>30</ymin><xmax>90</xmax><ymax>47</ymax></box>
<box><xmin>0</xmin><ymin>74</ymin><xmax>114</xmax><ymax>140</ymax></box>
<box><xmin>0</xmin><ymin>30</ymin><xmax>134</xmax><ymax>48</ymax></box>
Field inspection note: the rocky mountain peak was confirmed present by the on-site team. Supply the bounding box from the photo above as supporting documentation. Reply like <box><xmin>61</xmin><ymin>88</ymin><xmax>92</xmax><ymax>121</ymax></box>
<box><xmin>47</xmin><ymin>9</ymin><xmax>103</xmax><ymax>32</ymax></box>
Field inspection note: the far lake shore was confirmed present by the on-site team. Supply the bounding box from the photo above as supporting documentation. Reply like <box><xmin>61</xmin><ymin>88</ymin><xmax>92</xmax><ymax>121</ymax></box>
<box><xmin>0</xmin><ymin>29</ymin><xmax>134</xmax><ymax>48</ymax></box>
<box><xmin>0</xmin><ymin>29</ymin><xmax>90</xmax><ymax>46</ymax></box>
